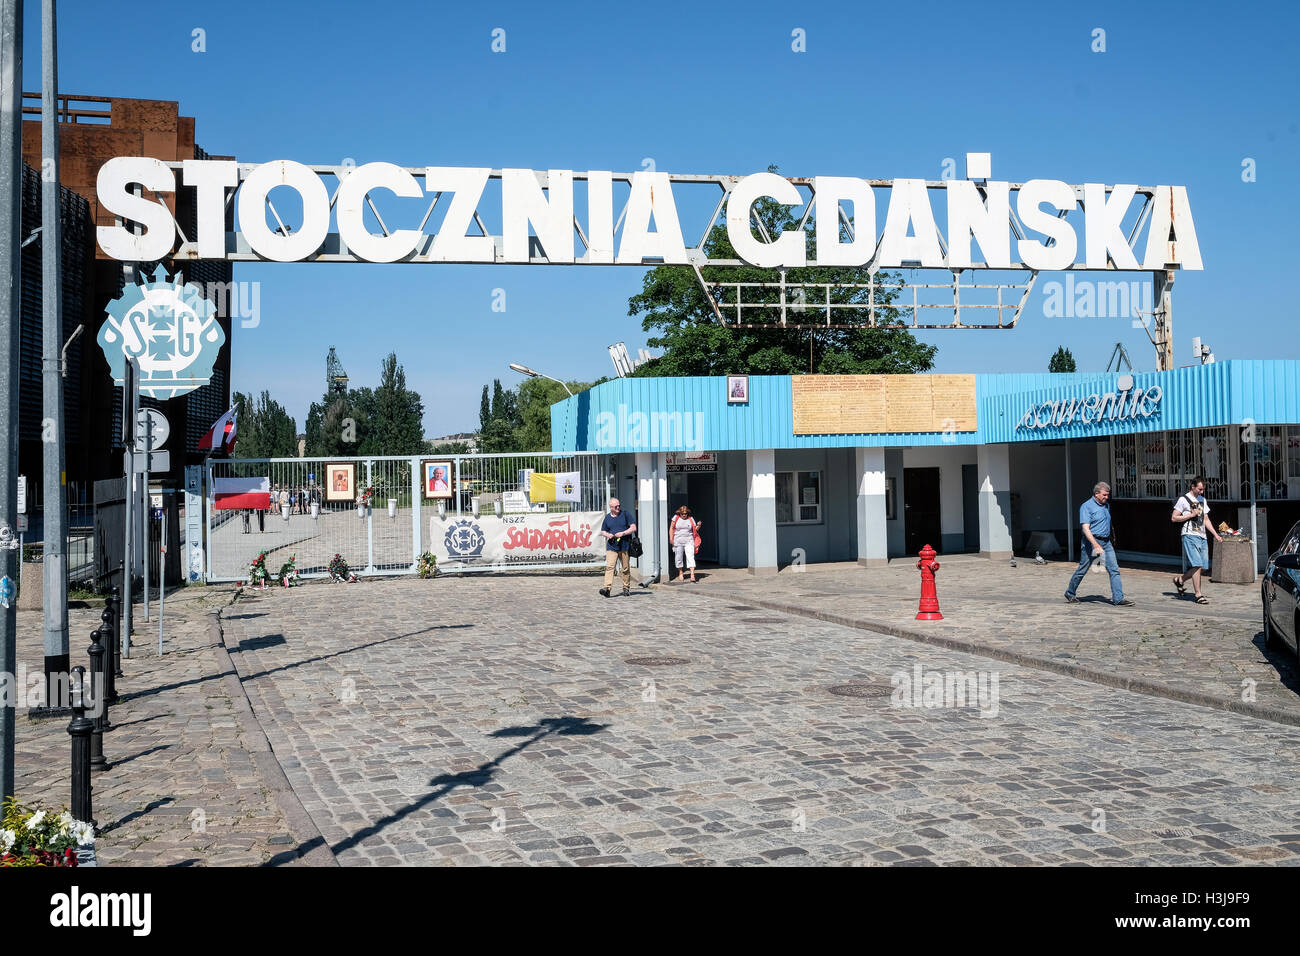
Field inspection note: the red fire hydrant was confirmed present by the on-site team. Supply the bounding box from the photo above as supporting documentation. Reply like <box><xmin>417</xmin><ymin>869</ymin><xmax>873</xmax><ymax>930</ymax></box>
<box><xmin>915</xmin><ymin>544</ymin><xmax>943</xmax><ymax>621</ymax></box>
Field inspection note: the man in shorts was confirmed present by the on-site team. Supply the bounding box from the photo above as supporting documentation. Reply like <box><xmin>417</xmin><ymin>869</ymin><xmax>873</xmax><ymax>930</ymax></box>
<box><xmin>1172</xmin><ymin>476</ymin><xmax>1224</xmax><ymax>604</ymax></box>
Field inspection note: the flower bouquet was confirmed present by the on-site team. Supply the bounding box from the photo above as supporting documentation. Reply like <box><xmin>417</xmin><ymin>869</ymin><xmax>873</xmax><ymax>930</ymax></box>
<box><xmin>1</xmin><ymin>798</ymin><xmax>94</xmax><ymax>867</ymax></box>
<box><xmin>248</xmin><ymin>551</ymin><xmax>271</xmax><ymax>589</ymax></box>
<box><xmin>417</xmin><ymin>551</ymin><xmax>437</xmax><ymax>579</ymax></box>
<box><xmin>328</xmin><ymin>553</ymin><xmax>357</xmax><ymax>583</ymax></box>
<box><xmin>278</xmin><ymin>554</ymin><xmax>300</xmax><ymax>588</ymax></box>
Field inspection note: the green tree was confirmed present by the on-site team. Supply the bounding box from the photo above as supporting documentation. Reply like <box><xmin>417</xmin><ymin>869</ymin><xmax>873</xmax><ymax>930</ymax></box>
<box><xmin>629</xmin><ymin>168</ymin><xmax>936</xmax><ymax>376</ymax></box>
<box><xmin>479</xmin><ymin>385</ymin><xmax>491</xmax><ymax>433</ymax></box>
<box><xmin>1049</xmin><ymin>346</ymin><xmax>1077</xmax><ymax>373</ymax></box>
<box><xmin>427</xmin><ymin>440</ymin><xmax>471</xmax><ymax>455</ymax></box>
<box><xmin>233</xmin><ymin>390</ymin><xmax>298</xmax><ymax>459</ymax></box>
<box><xmin>303</xmin><ymin>351</ymin><xmax>426</xmax><ymax>457</ymax></box>
<box><xmin>514</xmin><ymin>377</ymin><xmax>602</xmax><ymax>451</ymax></box>
<box><xmin>359</xmin><ymin>353</ymin><xmax>424</xmax><ymax>456</ymax></box>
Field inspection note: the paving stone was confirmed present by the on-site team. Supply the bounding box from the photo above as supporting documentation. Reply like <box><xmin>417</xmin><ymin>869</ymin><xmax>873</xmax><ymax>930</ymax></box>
<box><xmin>16</xmin><ymin>568</ymin><xmax>1300</xmax><ymax>867</ymax></box>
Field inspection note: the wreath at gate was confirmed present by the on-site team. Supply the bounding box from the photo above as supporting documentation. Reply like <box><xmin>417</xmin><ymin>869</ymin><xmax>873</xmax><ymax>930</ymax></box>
<box><xmin>328</xmin><ymin>553</ymin><xmax>357</xmax><ymax>583</ymax></box>
<box><xmin>248</xmin><ymin>552</ymin><xmax>271</xmax><ymax>589</ymax></box>
<box><xmin>417</xmin><ymin>551</ymin><xmax>437</xmax><ymax>579</ymax></box>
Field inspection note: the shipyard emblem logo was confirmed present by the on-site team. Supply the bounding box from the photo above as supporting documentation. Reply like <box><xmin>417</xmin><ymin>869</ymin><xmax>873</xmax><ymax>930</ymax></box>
<box><xmin>444</xmin><ymin>519</ymin><xmax>486</xmax><ymax>559</ymax></box>
<box><xmin>97</xmin><ymin>267</ymin><xmax>226</xmax><ymax>399</ymax></box>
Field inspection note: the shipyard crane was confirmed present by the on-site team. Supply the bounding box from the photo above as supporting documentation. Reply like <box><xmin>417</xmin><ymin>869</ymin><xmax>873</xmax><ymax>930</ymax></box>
<box><xmin>326</xmin><ymin>347</ymin><xmax>349</xmax><ymax>395</ymax></box>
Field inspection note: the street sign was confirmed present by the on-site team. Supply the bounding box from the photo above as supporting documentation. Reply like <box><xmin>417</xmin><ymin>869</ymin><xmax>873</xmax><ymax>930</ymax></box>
<box><xmin>16</xmin><ymin>515</ymin><xmax>27</xmax><ymax>533</ymax></box>
<box><xmin>125</xmin><ymin>450</ymin><xmax>170</xmax><ymax>473</ymax></box>
<box><xmin>136</xmin><ymin>408</ymin><xmax>170</xmax><ymax>451</ymax></box>
<box><xmin>16</xmin><ymin>475</ymin><xmax>24</xmax><ymax>514</ymax></box>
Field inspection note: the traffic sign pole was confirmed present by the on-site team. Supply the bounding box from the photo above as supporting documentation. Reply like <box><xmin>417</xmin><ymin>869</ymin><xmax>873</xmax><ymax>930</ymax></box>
<box><xmin>121</xmin><ymin>357</ymin><xmax>137</xmax><ymax>659</ymax></box>
<box><xmin>157</xmin><ymin>507</ymin><xmax>165</xmax><ymax>655</ymax></box>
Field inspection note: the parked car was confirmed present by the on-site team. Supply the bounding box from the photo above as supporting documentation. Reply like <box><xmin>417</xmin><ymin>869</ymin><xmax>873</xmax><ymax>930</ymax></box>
<box><xmin>1262</xmin><ymin>519</ymin><xmax>1300</xmax><ymax>661</ymax></box>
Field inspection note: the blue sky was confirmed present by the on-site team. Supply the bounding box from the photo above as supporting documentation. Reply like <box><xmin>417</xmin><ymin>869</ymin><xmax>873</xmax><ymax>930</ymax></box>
<box><xmin>32</xmin><ymin>0</ymin><xmax>1300</xmax><ymax>437</ymax></box>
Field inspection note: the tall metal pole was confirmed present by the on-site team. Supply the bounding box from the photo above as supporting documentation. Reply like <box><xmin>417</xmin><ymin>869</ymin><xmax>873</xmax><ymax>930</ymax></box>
<box><xmin>1153</xmin><ymin>270</ymin><xmax>1174</xmax><ymax>372</ymax></box>
<box><xmin>1249</xmin><ymin>440</ymin><xmax>1258</xmax><ymax>582</ymax></box>
<box><xmin>141</xmin><ymin>463</ymin><xmax>149</xmax><ymax>622</ymax></box>
<box><xmin>0</xmin><ymin>0</ymin><xmax>23</xmax><ymax>806</ymax></box>
<box><xmin>157</xmin><ymin>507</ymin><xmax>164</xmax><ymax>654</ymax></box>
<box><xmin>121</xmin><ymin>358</ymin><xmax>135</xmax><ymax>657</ymax></box>
<box><xmin>1064</xmin><ymin>438</ymin><xmax>1073</xmax><ymax>558</ymax></box>
<box><xmin>41</xmin><ymin>0</ymin><xmax>69</xmax><ymax>707</ymax></box>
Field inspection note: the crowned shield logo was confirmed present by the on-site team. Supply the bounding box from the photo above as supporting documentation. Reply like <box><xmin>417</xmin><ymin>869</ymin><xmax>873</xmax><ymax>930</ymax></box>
<box><xmin>444</xmin><ymin>519</ymin><xmax>486</xmax><ymax>559</ymax></box>
<box><xmin>97</xmin><ymin>267</ymin><xmax>226</xmax><ymax>399</ymax></box>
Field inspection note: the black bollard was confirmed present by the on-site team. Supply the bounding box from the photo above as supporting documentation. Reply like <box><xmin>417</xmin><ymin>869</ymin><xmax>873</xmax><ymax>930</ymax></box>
<box><xmin>88</xmin><ymin>627</ymin><xmax>111</xmax><ymax>770</ymax></box>
<box><xmin>104</xmin><ymin>588</ymin><xmax>120</xmax><ymax>702</ymax></box>
<box><xmin>67</xmin><ymin>666</ymin><xmax>95</xmax><ymax>829</ymax></box>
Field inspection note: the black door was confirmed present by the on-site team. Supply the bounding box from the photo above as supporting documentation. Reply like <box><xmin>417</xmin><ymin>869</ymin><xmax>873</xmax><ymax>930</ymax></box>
<box><xmin>688</xmin><ymin>473</ymin><xmax>718</xmax><ymax>563</ymax></box>
<box><xmin>667</xmin><ymin>471</ymin><xmax>718</xmax><ymax>564</ymax></box>
<box><xmin>904</xmin><ymin>467</ymin><xmax>942</xmax><ymax>555</ymax></box>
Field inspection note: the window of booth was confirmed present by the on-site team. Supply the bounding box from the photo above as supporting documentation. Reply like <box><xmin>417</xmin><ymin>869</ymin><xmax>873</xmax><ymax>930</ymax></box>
<box><xmin>776</xmin><ymin>470</ymin><xmax>822</xmax><ymax>524</ymax></box>
<box><xmin>1239</xmin><ymin>425</ymin><xmax>1300</xmax><ymax>500</ymax></box>
<box><xmin>1112</xmin><ymin>425</ymin><xmax>1292</xmax><ymax>500</ymax></box>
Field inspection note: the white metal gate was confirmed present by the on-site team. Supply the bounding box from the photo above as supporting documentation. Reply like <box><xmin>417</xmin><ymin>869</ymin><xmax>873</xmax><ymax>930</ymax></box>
<box><xmin>205</xmin><ymin>452</ymin><xmax>610</xmax><ymax>581</ymax></box>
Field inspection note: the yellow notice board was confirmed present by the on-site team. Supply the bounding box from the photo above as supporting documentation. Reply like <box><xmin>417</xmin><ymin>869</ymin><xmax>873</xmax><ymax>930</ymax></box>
<box><xmin>791</xmin><ymin>375</ymin><xmax>977</xmax><ymax>435</ymax></box>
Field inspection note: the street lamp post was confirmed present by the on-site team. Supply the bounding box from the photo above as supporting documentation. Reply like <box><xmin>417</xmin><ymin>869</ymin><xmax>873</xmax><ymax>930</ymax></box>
<box><xmin>508</xmin><ymin>363</ymin><xmax>573</xmax><ymax>397</ymax></box>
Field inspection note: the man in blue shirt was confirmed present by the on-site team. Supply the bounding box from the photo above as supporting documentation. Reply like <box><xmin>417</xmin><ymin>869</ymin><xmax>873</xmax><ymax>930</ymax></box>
<box><xmin>1065</xmin><ymin>481</ymin><xmax>1133</xmax><ymax>606</ymax></box>
<box><xmin>599</xmin><ymin>497</ymin><xmax>637</xmax><ymax>597</ymax></box>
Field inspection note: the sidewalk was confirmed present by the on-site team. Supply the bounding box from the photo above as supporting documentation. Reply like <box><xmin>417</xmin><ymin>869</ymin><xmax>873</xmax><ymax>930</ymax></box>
<box><xmin>13</xmin><ymin>584</ymin><xmax>334</xmax><ymax>866</ymax></box>
<box><xmin>677</xmin><ymin>555</ymin><xmax>1300</xmax><ymax>725</ymax></box>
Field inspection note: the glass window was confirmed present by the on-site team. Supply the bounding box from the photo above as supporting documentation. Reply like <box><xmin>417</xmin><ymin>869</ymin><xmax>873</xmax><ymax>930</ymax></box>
<box><xmin>1288</xmin><ymin>426</ymin><xmax>1300</xmax><ymax>496</ymax></box>
<box><xmin>1140</xmin><ymin>433</ymin><xmax>1167</xmax><ymax>499</ymax></box>
<box><xmin>776</xmin><ymin>470</ymin><xmax>822</xmax><ymax>525</ymax></box>
<box><xmin>798</xmin><ymin>471</ymin><xmax>821</xmax><ymax>523</ymax></box>
<box><xmin>1199</xmin><ymin>427</ymin><xmax>1228</xmax><ymax>500</ymax></box>
<box><xmin>1112</xmin><ymin>434</ymin><xmax>1137</xmax><ymax>498</ymax></box>
<box><xmin>775</xmin><ymin>472</ymin><xmax>794</xmax><ymax>523</ymax></box>
<box><xmin>1241</xmin><ymin>425</ymin><xmax>1286</xmax><ymax>500</ymax></box>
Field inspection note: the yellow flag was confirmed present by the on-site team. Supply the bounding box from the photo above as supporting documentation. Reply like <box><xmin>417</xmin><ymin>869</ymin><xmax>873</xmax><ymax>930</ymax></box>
<box><xmin>530</xmin><ymin>472</ymin><xmax>557</xmax><ymax>502</ymax></box>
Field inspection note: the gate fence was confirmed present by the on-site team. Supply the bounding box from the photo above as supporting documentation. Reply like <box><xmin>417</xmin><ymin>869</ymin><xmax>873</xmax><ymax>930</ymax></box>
<box><xmin>206</xmin><ymin>452</ymin><xmax>610</xmax><ymax>581</ymax></box>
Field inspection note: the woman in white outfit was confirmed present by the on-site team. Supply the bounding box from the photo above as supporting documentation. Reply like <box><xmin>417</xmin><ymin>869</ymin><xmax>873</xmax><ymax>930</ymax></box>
<box><xmin>670</xmin><ymin>505</ymin><xmax>702</xmax><ymax>583</ymax></box>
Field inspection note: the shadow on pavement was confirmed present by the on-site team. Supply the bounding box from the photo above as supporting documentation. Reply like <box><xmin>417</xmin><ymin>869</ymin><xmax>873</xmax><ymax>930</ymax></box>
<box><xmin>265</xmin><ymin>716</ymin><xmax>608</xmax><ymax>866</ymax></box>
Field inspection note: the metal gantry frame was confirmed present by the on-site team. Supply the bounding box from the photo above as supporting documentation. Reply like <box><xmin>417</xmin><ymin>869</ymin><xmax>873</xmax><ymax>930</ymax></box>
<box><xmin>126</xmin><ymin>165</ymin><xmax>1177</xmax><ymax>361</ymax></box>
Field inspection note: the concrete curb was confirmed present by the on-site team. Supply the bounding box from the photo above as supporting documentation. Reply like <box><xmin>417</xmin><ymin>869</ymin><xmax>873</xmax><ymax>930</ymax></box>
<box><xmin>209</xmin><ymin>608</ymin><xmax>339</xmax><ymax>867</ymax></box>
<box><xmin>687</xmin><ymin>586</ymin><xmax>1300</xmax><ymax>730</ymax></box>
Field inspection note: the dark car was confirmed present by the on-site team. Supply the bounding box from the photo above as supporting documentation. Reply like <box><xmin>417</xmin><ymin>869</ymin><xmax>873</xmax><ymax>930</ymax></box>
<box><xmin>1262</xmin><ymin>519</ymin><xmax>1300</xmax><ymax>661</ymax></box>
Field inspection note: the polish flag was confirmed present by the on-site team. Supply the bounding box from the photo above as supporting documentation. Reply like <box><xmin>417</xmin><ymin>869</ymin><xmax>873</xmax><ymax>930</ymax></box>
<box><xmin>198</xmin><ymin>407</ymin><xmax>237</xmax><ymax>454</ymax></box>
<box><xmin>213</xmin><ymin>476</ymin><xmax>270</xmax><ymax>511</ymax></box>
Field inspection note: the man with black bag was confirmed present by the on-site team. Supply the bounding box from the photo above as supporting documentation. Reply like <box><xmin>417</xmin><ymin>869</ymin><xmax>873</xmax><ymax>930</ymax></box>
<box><xmin>599</xmin><ymin>497</ymin><xmax>638</xmax><ymax>597</ymax></box>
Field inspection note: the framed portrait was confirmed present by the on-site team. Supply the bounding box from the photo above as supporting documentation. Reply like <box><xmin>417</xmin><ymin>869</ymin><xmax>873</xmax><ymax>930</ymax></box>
<box><xmin>885</xmin><ymin>476</ymin><xmax>897</xmax><ymax>521</ymax></box>
<box><xmin>325</xmin><ymin>462</ymin><xmax>355</xmax><ymax>502</ymax></box>
<box><xmin>423</xmin><ymin>460</ymin><xmax>453</xmax><ymax>500</ymax></box>
<box><xmin>727</xmin><ymin>374</ymin><xmax>749</xmax><ymax>404</ymax></box>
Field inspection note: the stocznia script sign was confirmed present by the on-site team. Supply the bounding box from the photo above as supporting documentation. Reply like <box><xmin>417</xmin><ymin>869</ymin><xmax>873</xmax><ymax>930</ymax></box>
<box><xmin>95</xmin><ymin>159</ymin><xmax>1203</xmax><ymax>271</ymax></box>
<box><xmin>1015</xmin><ymin>375</ymin><xmax>1163</xmax><ymax>431</ymax></box>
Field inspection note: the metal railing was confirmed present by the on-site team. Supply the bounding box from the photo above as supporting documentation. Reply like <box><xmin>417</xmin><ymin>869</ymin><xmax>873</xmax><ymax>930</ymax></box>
<box><xmin>206</xmin><ymin>452</ymin><xmax>611</xmax><ymax>581</ymax></box>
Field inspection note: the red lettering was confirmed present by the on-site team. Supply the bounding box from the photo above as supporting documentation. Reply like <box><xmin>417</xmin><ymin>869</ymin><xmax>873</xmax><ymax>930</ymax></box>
<box><xmin>502</xmin><ymin>518</ymin><xmax>595</xmax><ymax>552</ymax></box>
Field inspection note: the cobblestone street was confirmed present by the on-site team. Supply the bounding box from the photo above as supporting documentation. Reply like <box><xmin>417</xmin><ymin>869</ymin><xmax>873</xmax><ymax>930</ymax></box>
<box><xmin>14</xmin><ymin>562</ymin><xmax>1300</xmax><ymax>867</ymax></box>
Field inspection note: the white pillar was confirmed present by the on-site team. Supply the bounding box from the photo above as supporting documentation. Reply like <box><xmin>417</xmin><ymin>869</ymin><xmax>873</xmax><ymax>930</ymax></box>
<box><xmin>634</xmin><ymin>452</ymin><xmax>667</xmax><ymax>581</ymax></box>
<box><xmin>746</xmin><ymin>449</ymin><xmax>778</xmax><ymax>575</ymax></box>
<box><xmin>977</xmin><ymin>443</ymin><xmax>1014</xmax><ymax>560</ymax></box>
<box><xmin>856</xmin><ymin>446</ymin><xmax>888</xmax><ymax>567</ymax></box>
